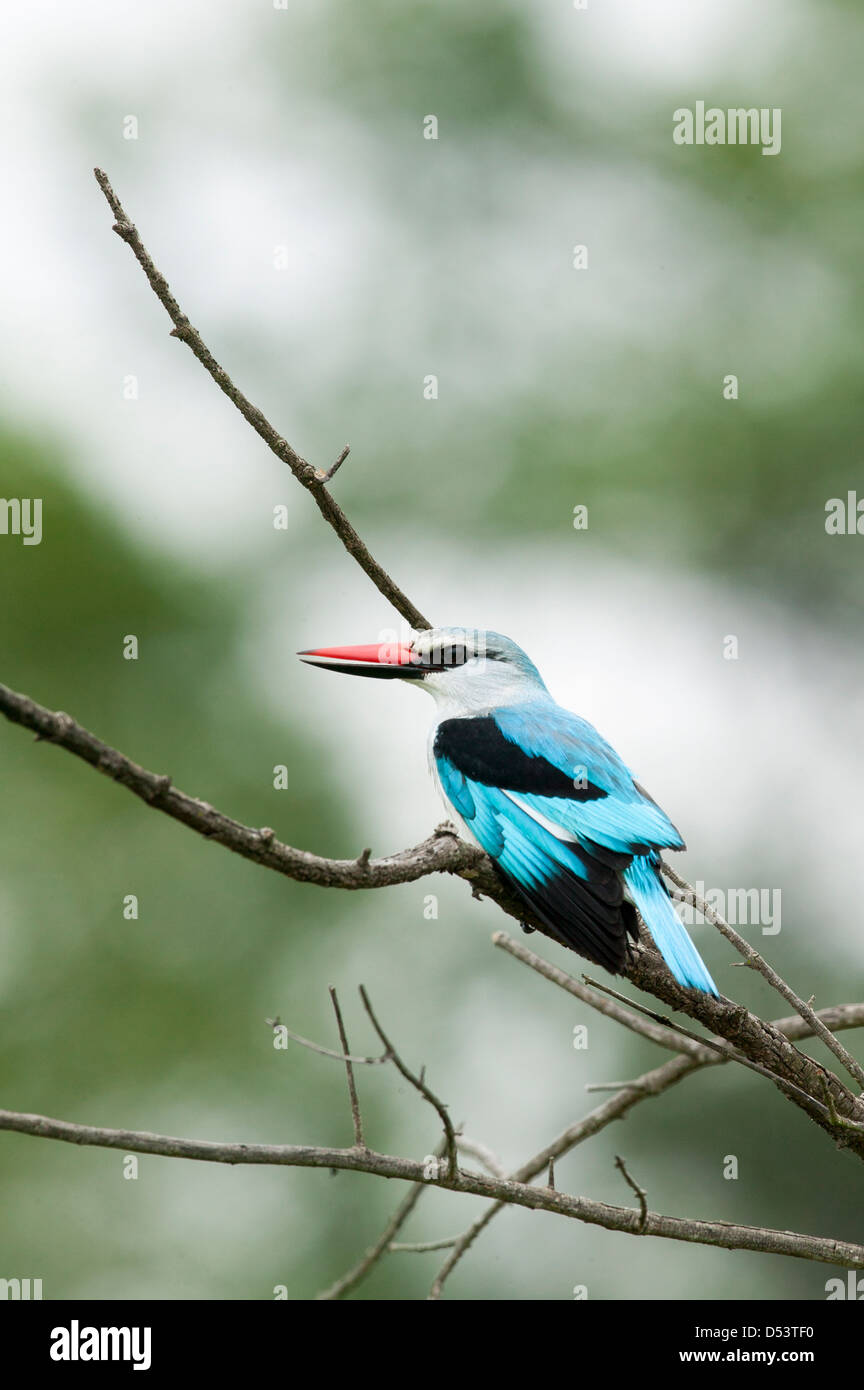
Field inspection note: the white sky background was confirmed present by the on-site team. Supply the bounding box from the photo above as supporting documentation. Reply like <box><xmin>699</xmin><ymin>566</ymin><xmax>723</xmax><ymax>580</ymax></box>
<box><xmin>1</xmin><ymin>0</ymin><xmax>862</xmax><ymax>1299</ymax></box>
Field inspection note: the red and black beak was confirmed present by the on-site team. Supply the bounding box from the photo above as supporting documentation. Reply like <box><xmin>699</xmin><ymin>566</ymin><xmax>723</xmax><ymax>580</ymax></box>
<box><xmin>297</xmin><ymin>642</ymin><xmax>428</xmax><ymax>679</ymax></box>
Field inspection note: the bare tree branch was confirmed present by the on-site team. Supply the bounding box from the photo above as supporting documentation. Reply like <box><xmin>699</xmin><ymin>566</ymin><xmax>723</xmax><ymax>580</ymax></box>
<box><xmin>582</xmin><ymin>974</ymin><xmax>849</xmax><ymax>1124</ymax></box>
<box><xmin>427</xmin><ymin>986</ymin><xmax>864</xmax><ymax>1299</ymax></box>
<box><xmin>492</xmin><ymin>931</ymin><xmax>712</xmax><ymax>1059</ymax></box>
<box><xmin>315</xmin><ymin>1144</ymin><xmax>443</xmax><ymax>1301</ymax></box>
<box><xmin>319</xmin><ymin>1131</ymin><xmax>463</xmax><ymax>1298</ymax></box>
<box><xmin>662</xmin><ymin>859</ymin><xmax>864</xmax><ymax>1094</ymax></box>
<box><xmin>428</xmin><ymin>1052</ymin><xmax>709</xmax><ymax>1299</ymax></box>
<box><xmin>329</xmin><ymin>988</ymin><xmax>365</xmax><ymax>1150</ymax></box>
<box><xmin>0</xmin><ymin>1104</ymin><xmax>861</xmax><ymax>1273</ymax></box>
<box><xmin>623</xmin><ymin>925</ymin><xmax>864</xmax><ymax>1149</ymax></box>
<box><xmin>428</xmin><ymin>1205</ymin><xmax>499</xmax><ymax>1298</ymax></box>
<box><xmin>359</xmin><ymin>985</ymin><xmax>459</xmax><ymax>1181</ymax></box>
<box><xmin>317</xmin><ymin>445</ymin><xmax>351</xmax><ymax>484</ymax></box>
<box><xmin>495</xmin><ymin>921</ymin><xmax>864</xmax><ymax>1151</ymax></box>
<box><xmin>390</xmin><ymin>1237</ymin><xmax>460</xmax><ymax>1253</ymax></box>
<box><xmin>93</xmin><ymin>168</ymin><xmax>430</xmax><ymax>631</ymax></box>
<box><xmin>456</xmin><ymin>1136</ymin><xmax>506</xmax><ymax>1180</ymax></box>
<box><xmin>265</xmin><ymin>1016</ymin><xmax>387</xmax><ymax>1066</ymax></box>
<box><xmin>615</xmin><ymin>1154</ymin><xmax>649</xmax><ymax>1233</ymax></box>
<box><xmin>0</xmin><ymin>680</ymin><xmax>482</xmax><ymax>888</ymax></box>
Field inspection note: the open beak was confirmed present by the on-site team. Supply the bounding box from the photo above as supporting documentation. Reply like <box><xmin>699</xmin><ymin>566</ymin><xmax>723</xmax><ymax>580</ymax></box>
<box><xmin>297</xmin><ymin>642</ymin><xmax>428</xmax><ymax>679</ymax></box>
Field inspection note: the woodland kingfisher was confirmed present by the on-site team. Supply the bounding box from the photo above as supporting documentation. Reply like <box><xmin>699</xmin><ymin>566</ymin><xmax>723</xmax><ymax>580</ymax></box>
<box><xmin>298</xmin><ymin>627</ymin><xmax>718</xmax><ymax>995</ymax></box>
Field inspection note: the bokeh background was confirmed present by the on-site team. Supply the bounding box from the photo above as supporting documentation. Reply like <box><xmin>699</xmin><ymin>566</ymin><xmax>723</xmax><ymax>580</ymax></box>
<box><xmin>1</xmin><ymin>0</ymin><xmax>863</xmax><ymax>1301</ymax></box>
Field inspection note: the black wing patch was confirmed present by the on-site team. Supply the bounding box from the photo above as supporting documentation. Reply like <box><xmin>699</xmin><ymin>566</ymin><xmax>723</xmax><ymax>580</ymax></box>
<box><xmin>507</xmin><ymin>867</ymin><xmax>640</xmax><ymax>975</ymax></box>
<box><xmin>434</xmin><ymin>716</ymin><xmax>608</xmax><ymax>801</ymax></box>
<box><xmin>435</xmin><ymin>716</ymin><xmax>638</xmax><ymax>972</ymax></box>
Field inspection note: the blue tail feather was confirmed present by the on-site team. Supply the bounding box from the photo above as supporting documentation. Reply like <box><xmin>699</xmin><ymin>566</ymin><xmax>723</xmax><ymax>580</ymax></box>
<box><xmin>624</xmin><ymin>857</ymin><xmax>718</xmax><ymax>996</ymax></box>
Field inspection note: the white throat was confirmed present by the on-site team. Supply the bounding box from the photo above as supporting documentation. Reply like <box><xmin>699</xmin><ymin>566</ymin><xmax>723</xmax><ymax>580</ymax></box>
<box><xmin>417</xmin><ymin>662</ymin><xmax>552</xmax><ymax>721</ymax></box>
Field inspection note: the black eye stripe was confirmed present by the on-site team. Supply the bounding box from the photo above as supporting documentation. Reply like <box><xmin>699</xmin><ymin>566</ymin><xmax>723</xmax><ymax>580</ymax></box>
<box><xmin>425</xmin><ymin>644</ymin><xmax>469</xmax><ymax>668</ymax></box>
<box><xmin>411</xmin><ymin>642</ymin><xmax>509</xmax><ymax>669</ymax></box>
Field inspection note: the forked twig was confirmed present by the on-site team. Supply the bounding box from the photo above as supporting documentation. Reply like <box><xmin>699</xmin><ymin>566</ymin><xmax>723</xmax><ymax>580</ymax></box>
<box><xmin>359</xmin><ymin>986</ymin><xmax>459</xmax><ymax>1180</ymax></box>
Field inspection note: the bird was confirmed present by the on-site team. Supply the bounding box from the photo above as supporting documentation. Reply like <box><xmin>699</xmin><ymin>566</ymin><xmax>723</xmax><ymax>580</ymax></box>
<box><xmin>298</xmin><ymin>627</ymin><xmax>718</xmax><ymax>995</ymax></box>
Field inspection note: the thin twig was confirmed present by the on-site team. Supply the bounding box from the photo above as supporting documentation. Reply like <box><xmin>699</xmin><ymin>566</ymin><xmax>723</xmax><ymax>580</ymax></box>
<box><xmin>3</xmin><ymin>994</ymin><xmax>864</xmax><ymax>1300</ymax></box>
<box><xmin>427</xmin><ymin>996</ymin><xmax>864</xmax><ymax>1299</ymax></box>
<box><xmin>627</xmin><ymin>920</ymin><xmax>864</xmax><ymax>1141</ymax></box>
<box><xmin>429</xmin><ymin>1052</ymin><xmax>707</xmax><ymax>1299</ymax></box>
<box><xmin>6</xmin><ymin>1105</ymin><xmax>861</xmax><ymax>1272</ymax></box>
<box><xmin>429</xmin><ymin>1204</ymin><xmax>500</xmax><ymax>1299</ymax></box>
<box><xmin>315</xmin><ymin>1141</ymin><xmax>446</xmax><ymax>1300</ymax></box>
<box><xmin>582</xmin><ymin>974</ymin><xmax>848</xmax><ymax>1124</ymax></box>
<box><xmin>93</xmin><ymin>169</ymin><xmax>430</xmax><ymax>631</ymax></box>
<box><xmin>818</xmin><ymin>1077</ymin><xmax>864</xmax><ymax>1135</ymax></box>
<box><xmin>329</xmin><ymin>988</ymin><xmax>365</xmax><ymax>1149</ymax></box>
<box><xmin>358</xmin><ymin>985</ymin><xmax>459</xmax><ymax>1180</ymax></box>
<box><xmin>615</xmin><ymin>1155</ymin><xmax>648</xmax><ymax>1233</ymax></box>
<box><xmin>316</xmin><ymin>445</ymin><xmax>350</xmax><ymax>483</ymax></box>
<box><xmin>389</xmin><ymin>1237</ymin><xmax>460</xmax><ymax>1253</ymax></box>
<box><xmin>585</xmin><ymin>1081</ymin><xmax>652</xmax><ymax>1094</ymax></box>
<box><xmin>265</xmin><ymin>1017</ymin><xmax>387</xmax><ymax>1066</ymax></box>
<box><xmin>662</xmin><ymin>860</ymin><xmax>864</xmax><ymax>1095</ymax></box>
<box><xmin>456</xmin><ymin>1136</ymin><xmax>506</xmax><ymax>1179</ymax></box>
<box><xmin>492</xmin><ymin>930</ymin><xmax>705</xmax><ymax>1057</ymax></box>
